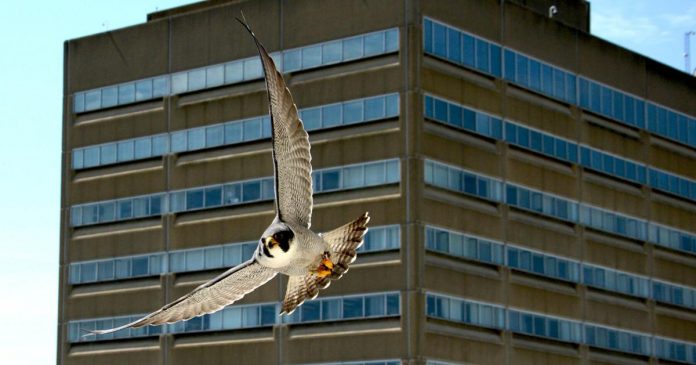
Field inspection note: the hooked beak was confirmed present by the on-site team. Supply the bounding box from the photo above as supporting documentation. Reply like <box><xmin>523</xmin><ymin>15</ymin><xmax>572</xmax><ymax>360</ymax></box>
<box><xmin>265</xmin><ymin>236</ymin><xmax>279</xmax><ymax>248</ymax></box>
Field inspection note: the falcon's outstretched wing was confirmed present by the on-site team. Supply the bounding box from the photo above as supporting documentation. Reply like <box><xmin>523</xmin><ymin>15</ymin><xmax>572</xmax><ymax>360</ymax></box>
<box><xmin>238</xmin><ymin>18</ymin><xmax>313</xmax><ymax>229</ymax></box>
<box><xmin>87</xmin><ymin>259</ymin><xmax>276</xmax><ymax>336</ymax></box>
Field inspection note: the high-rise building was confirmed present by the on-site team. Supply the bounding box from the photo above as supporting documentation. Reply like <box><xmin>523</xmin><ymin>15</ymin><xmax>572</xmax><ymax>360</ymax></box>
<box><xmin>59</xmin><ymin>1</ymin><xmax>696</xmax><ymax>364</ymax></box>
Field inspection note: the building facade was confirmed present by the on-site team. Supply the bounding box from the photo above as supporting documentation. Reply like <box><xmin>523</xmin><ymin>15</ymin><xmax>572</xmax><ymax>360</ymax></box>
<box><xmin>59</xmin><ymin>0</ymin><xmax>696</xmax><ymax>364</ymax></box>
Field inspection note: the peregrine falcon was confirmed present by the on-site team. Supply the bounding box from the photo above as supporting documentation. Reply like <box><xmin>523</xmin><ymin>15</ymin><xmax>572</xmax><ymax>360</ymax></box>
<box><xmin>88</xmin><ymin>18</ymin><xmax>370</xmax><ymax>336</ymax></box>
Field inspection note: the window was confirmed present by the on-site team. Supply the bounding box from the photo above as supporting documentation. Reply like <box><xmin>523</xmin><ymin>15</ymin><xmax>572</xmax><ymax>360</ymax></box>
<box><xmin>70</xmin><ymin>160</ymin><xmax>393</xmax><ymax>227</ymax></box>
<box><xmin>426</xmin><ymin>294</ymin><xmax>504</xmax><ymax>329</ymax></box>
<box><xmin>343</xmin><ymin>100</ymin><xmax>363</xmax><ymax>124</ymax></box>
<box><xmin>283</xmin><ymin>292</ymin><xmax>400</xmax><ymax>325</ymax></box>
<box><xmin>73</xmin><ymin>94</ymin><xmax>400</xmax><ymax>170</ymax></box>
<box><xmin>74</xmin><ymin>29</ymin><xmax>399</xmax><ymax>113</ymax></box>
<box><xmin>364</xmin><ymin>32</ymin><xmax>385</xmax><ymax>56</ymax></box>
<box><xmin>424</xmin><ymin>17</ymin><xmax>501</xmax><ymax>77</ymax></box>
<box><xmin>205</xmin><ymin>125</ymin><xmax>224</xmax><ymax>147</ymax></box>
<box><xmin>322</xmin><ymin>41</ymin><xmax>342</xmax><ymax>64</ymax></box>
<box><xmin>301</xmin><ymin>108</ymin><xmax>321</xmax><ymax>130</ymax></box>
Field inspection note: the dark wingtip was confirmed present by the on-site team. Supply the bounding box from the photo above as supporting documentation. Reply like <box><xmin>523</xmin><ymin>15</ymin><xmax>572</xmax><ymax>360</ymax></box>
<box><xmin>235</xmin><ymin>11</ymin><xmax>254</xmax><ymax>36</ymax></box>
<box><xmin>235</xmin><ymin>12</ymin><xmax>266</xmax><ymax>55</ymax></box>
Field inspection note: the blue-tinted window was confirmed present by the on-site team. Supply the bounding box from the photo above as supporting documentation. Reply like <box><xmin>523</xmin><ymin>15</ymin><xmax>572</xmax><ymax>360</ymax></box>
<box><xmin>364</xmin><ymin>32</ymin><xmax>385</xmax><ymax>56</ymax></box>
<box><xmin>242</xmin><ymin>181</ymin><xmax>261</xmax><ymax>202</ymax></box>
<box><xmin>186</xmin><ymin>189</ymin><xmax>204</xmax><ymax>210</ymax></box>
<box><xmin>433</xmin><ymin>22</ymin><xmax>446</xmax><ymax>57</ymax></box>
<box><xmin>343</xmin><ymin>36</ymin><xmax>363</xmax><ymax>60</ymax></box>
<box><xmin>321</xmin><ymin>169</ymin><xmax>341</xmax><ymax>191</ymax></box>
<box><xmin>343</xmin><ymin>101</ymin><xmax>363</xmax><ymax>124</ymax></box>
<box><xmin>301</xmin><ymin>301</ymin><xmax>320</xmax><ymax>322</ymax></box>
<box><xmin>301</xmin><ymin>45</ymin><xmax>321</xmax><ymax>69</ymax></box>
<box><xmin>446</xmin><ymin>28</ymin><xmax>461</xmax><ymax>63</ymax></box>
<box><xmin>343</xmin><ymin>297</ymin><xmax>363</xmax><ymax>318</ymax></box>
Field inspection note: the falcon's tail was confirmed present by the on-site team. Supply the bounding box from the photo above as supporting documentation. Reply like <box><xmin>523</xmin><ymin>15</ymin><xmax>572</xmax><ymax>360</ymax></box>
<box><xmin>280</xmin><ymin>213</ymin><xmax>370</xmax><ymax>314</ymax></box>
<box><xmin>322</xmin><ymin>212</ymin><xmax>370</xmax><ymax>280</ymax></box>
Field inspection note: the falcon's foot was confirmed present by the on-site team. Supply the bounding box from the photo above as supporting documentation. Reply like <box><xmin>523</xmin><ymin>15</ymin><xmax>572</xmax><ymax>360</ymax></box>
<box><xmin>313</xmin><ymin>252</ymin><xmax>334</xmax><ymax>278</ymax></box>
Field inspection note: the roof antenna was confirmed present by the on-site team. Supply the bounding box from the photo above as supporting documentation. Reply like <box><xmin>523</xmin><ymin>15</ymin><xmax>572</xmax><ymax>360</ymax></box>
<box><xmin>549</xmin><ymin>5</ymin><xmax>558</xmax><ymax>18</ymax></box>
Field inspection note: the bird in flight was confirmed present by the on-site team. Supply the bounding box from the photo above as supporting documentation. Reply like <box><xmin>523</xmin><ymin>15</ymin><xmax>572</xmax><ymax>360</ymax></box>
<box><xmin>88</xmin><ymin>17</ymin><xmax>370</xmax><ymax>336</ymax></box>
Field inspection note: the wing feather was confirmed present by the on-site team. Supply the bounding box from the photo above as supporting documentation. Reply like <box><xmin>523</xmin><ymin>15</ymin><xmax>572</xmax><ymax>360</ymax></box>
<box><xmin>87</xmin><ymin>259</ymin><xmax>276</xmax><ymax>336</ymax></box>
<box><xmin>281</xmin><ymin>275</ymin><xmax>331</xmax><ymax>315</ymax></box>
<box><xmin>238</xmin><ymin>18</ymin><xmax>313</xmax><ymax>228</ymax></box>
<box><xmin>279</xmin><ymin>213</ymin><xmax>370</xmax><ymax>315</ymax></box>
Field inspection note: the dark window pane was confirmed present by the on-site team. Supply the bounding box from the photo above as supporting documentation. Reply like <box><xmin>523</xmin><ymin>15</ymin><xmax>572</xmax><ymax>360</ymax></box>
<box><xmin>462</xmin><ymin>34</ymin><xmax>475</xmax><ymax>66</ymax></box>
<box><xmin>186</xmin><ymin>189</ymin><xmax>204</xmax><ymax>210</ymax></box>
<box><xmin>475</xmin><ymin>39</ymin><xmax>489</xmax><ymax>72</ymax></box>
<box><xmin>463</xmin><ymin>109</ymin><xmax>475</xmax><ymax>130</ymax></box>
<box><xmin>205</xmin><ymin>187</ymin><xmax>222</xmax><ymax>207</ymax></box>
<box><xmin>301</xmin><ymin>301</ymin><xmax>320</xmax><ymax>322</ymax></box>
<box><xmin>434</xmin><ymin>98</ymin><xmax>447</xmax><ymax>121</ymax></box>
<box><xmin>386</xmin><ymin>294</ymin><xmax>400</xmax><ymax>315</ymax></box>
<box><xmin>343</xmin><ymin>297</ymin><xmax>364</xmax><ymax>318</ymax></box>
<box><xmin>150</xmin><ymin>195</ymin><xmax>162</xmax><ymax>215</ymax></box>
<box><xmin>446</xmin><ymin>28</ymin><xmax>461</xmax><ymax>63</ymax></box>
<box><xmin>322</xmin><ymin>299</ymin><xmax>341</xmax><ymax>320</ymax></box>
<box><xmin>321</xmin><ymin>170</ymin><xmax>340</xmax><ymax>191</ymax></box>
<box><xmin>261</xmin><ymin>305</ymin><xmax>276</xmax><ymax>326</ymax></box>
<box><xmin>433</xmin><ymin>22</ymin><xmax>446</xmax><ymax>57</ymax></box>
<box><xmin>365</xmin><ymin>295</ymin><xmax>385</xmax><ymax>316</ymax></box>
<box><xmin>132</xmin><ymin>257</ymin><xmax>148</xmax><ymax>276</ymax></box>
<box><xmin>242</xmin><ymin>181</ymin><xmax>261</xmax><ymax>201</ymax></box>
<box><xmin>424</xmin><ymin>19</ymin><xmax>433</xmax><ymax>53</ymax></box>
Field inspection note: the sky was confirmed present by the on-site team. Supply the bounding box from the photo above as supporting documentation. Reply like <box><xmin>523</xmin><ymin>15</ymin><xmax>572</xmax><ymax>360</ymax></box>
<box><xmin>0</xmin><ymin>1</ymin><xmax>693</xmax><ymax>364</ymax></box>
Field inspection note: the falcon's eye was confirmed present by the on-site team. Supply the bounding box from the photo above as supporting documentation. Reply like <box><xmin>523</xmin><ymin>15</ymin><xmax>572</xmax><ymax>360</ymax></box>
<box><xmin>273</xmin><ymin>230</ymin><xmax>293</xmax><ymax>252</ymax></box>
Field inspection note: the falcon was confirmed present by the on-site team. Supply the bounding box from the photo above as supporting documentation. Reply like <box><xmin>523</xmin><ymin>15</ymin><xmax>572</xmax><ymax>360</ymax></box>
<box><xmin>88</xmin><ymin>18</ymin><xmax>369</xmax><ymax>336</ymax></box>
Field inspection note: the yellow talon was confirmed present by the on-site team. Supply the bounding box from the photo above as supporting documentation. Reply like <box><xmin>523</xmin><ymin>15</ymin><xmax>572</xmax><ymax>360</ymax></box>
<box><xmin>314</xmin><ymin>253</ymin><xmax>334</xmax><ymax>278</ymax></box>
<box><xmin>316</xmin><ymin>268</ymin><xmax>332</xmax><ymax>278</ymax></box>
<box><xmin>322</xmin><ymin>256</ymin><xmax>334</xmax><ymax>270</ymax></box>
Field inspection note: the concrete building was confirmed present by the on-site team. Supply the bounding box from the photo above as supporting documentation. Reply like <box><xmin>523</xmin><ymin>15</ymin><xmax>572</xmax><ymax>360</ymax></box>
<box><xmin>59</xmin><ymin>0</ymin><xmax>696</xmax><ymax>364</ymax></box>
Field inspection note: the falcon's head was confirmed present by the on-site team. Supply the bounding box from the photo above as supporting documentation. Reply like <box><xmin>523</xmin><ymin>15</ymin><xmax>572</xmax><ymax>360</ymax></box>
<box><xmin>258</xmin><ymin>224</ymin><xmax>294</xmax><ymax>259</ymax></box>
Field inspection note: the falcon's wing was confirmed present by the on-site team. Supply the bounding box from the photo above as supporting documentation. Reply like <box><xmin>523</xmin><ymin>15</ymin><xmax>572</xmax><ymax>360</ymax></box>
<box><xmin>87</xmin><ymin>259</ymin><xmax>276</xmax><ymax>336</ymax></box>
<box><xmin>281</xmin><ymin>274</ymin><xmax>331</xmax><ymax>315</ymax></box>
<box><xmin>238</xmin><ymin>18</ymin><xmax>313</xmax><ymax>228</ymax></box>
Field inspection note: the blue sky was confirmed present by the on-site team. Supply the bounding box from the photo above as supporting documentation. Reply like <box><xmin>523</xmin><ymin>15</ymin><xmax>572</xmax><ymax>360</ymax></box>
<box><xmin>0</xmin><ymin>1</ymin><xmax>693</xmax><ymax>363</ymax></box>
